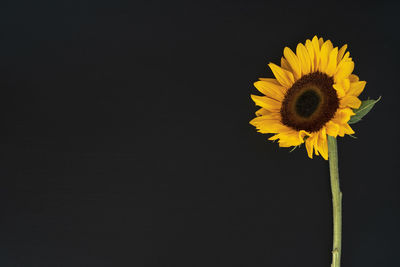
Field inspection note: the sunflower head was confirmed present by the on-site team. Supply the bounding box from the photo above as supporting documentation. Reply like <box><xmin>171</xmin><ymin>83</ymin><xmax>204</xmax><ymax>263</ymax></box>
<box><xmin>250</xmin><ymin>36</ymin><xmax>367</xmax><ymax>160</ymax></box>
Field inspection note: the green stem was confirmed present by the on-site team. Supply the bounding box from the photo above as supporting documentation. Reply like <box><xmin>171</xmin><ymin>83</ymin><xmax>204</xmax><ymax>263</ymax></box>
<box><xmin>327</xmin><ymin>136</ymin><xmax>342</xmax><ymax>267</ymax></box>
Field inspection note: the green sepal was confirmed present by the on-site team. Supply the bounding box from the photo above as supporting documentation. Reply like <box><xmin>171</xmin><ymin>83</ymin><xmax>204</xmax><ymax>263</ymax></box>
<box><xmin>348</xmin><ymin>96</ymin><xmax>381</xmax><ymax>124</ymax></box>
<box><xmin>289</xmin><ymin>143</ymin><xmax>302</xmax><ymax>153</ymax></box>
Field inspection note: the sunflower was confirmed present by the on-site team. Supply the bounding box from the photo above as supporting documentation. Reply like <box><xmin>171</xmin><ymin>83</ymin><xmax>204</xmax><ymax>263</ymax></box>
<box><xmin>250</xmin><ymin>36</ymin><xmax>366</xmax><ymax>160</ymax></box>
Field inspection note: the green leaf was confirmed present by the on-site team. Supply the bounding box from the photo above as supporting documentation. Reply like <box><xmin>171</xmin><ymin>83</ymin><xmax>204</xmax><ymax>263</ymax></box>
<box><xmin>348</xmin><ymin>96</ymin><xmax>381</xmax><ymax>124</ymax></box>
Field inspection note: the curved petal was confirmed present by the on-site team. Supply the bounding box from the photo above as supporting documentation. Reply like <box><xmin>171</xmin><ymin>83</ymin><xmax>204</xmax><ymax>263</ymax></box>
<box><xmin>252</xmin><ymin>119</ymin><xmax>287</xmax><ymax>134</ymax></box>
<box><xmin>276</xmin><ymin>129</ymin><xmax>304</xmax><ymax>147</ymax></box>
<box><xmin>333</xmin><ymin>83</ymin><xmax>346</xmax><ymax>98</ymax></box>
<box><xmin>316</xmin><ymin>128</ymin><xmax>328</xmax><ymax>160</ymax></box>
<box><xmin>250</xmin><ymin>113</ymin><xmax>279</xmax><ymax>125</ymax></box>
<box><xmin>305</xmin><ymin>133</ymin><xmax>317</xmax><ymax>159</ymax></box>
<box><xmin>337</xmin><ymin>44</ymin><xmax>347</xmax><ymax>62</ymax></box>
<box><xmin>251</xmin><ymin>95</ymin><xmax>281</xmax><ymax>111</ymax></box>
<box><xmin>348</xmin><ymin>81</ymin><xmax>366</xmax><ymax>97</ymax></box>
<box><xmin>325</xmin><ymin>47</ymin><xmax>338</xmax><ymax>77</ymax></box>
<box><xmin>325</xmin><ymin>121</ymin><xmax>339</xmax><ymax>137</ymax></box>
<box><xmin>299</xmin><ymin>130</ymin><xmax>311</xmax><ymax>141</ymax></box>
<box><xmin>296</xmin><ymin>43</ymin><xmax>311</xmax><ymax>75</ymax></box>
<box><xmin>258</xmin><ymin>78</ymin><xmax>280</xmax><ymax>83</ymax></box>
<box><xmin>349</xmin><ymin>74</ymin><xmax>359</xmax><ymax>82</ymax></box>
<box><xmin>319</xmin><ymin>40</ymin><xmax>333</xmax><ymax>72</ymax></box>
<box><xmin>335</xmin><ymin>52</ymin><xmax>351</xmax><ymax>73</ymax></box>
<box><xmin>268</xmin><ymin>63</ymin><xmax>295</xmax><ymax>88</ymax></box>
<box><xmin>305</xmin><ymin>39</ymin><xmax>315</xmax><ymax>72</ymax></box>
<box><xmin>342</xmin><ymin>123</ymin><xmax>355</xmax><ymax>135</ymax></box>
<box><xmin>337</xmin><ymin>123</ymin><xmax>355</xmax><ymax>137</ymax></box>
<box><xmin>312</xmin><ymin>36</ymin><xmax>321</xmax><ymax>70</ymax></box>
<box><xmin>342</xmin><ymin>78</ymin><xmax>351</xmax><ymax>93</ymax></box>
<box><xmin>255</xmin><ymin>108</ymin><xmax>271</xmax><ymax>116</ymax></box>
<box><xmin>250</xmin><ymin>114</ymin><xmax>283</xmax><ymax>134</ymax></box>
<box><xmin>280</xmin><ymin>57</ymin><xmax>292</xmax><ymax>71</ymax></box>
<box><xmin>340</xmin><ymin>95</ymin><xmax>362</xmax><ymax>109</ymax></box>
<box><xmin>318</xmin><ymin>37</ymin><xmax>324</xmax><ymax>47</ymax></box>
<box><xmin>254</xmin><ymin>81</ymin><xmax>285</xmax><ymax>101</ymax></box>
<box><xmin>283</xmin><ymin>47</ymin><xmax>302</xmax><ymax>80</ymax></box>
<box><xmin>332</xmin><ymin>108</ymin><xmax>355</xmax><ymax>124</ymax></box>
<box><xmin>317</xmin><ymin>131</ymin><xmax>328</xmax><ymax>160</ymax></box>
<box><xmin>335</xmin><ymin>61</ymin><xmax>354</xmax><ymax>83</ymax></box>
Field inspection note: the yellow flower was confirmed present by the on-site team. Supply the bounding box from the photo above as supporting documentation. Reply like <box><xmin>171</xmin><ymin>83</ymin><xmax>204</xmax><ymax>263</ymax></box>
<box><xmin>250</xmin><ymin>36</ymin><xmax>366</xmax><ymax>160</ymax></box>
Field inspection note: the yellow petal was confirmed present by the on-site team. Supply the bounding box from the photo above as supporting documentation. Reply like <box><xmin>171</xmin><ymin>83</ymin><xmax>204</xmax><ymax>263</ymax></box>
<box><xmin>268</xmin><ymin>127</ymin><xmax>307</xmax><ymax>148</ymax></box>
<box><xmin>254</xmin><ymin>81</ymin><xmax>285</xmax><ymax>101</ymax></box>
<box><xmin>259</xmin><ymin>78</ymin><xmax>280</xmax><ymax>84</ymax></box>
<box><xmin>340</xmin><ymin>95</ymin><xmax>362</xmax><ymax>109</ymax></box>
<box><xmin>305</xmin><ymin>39</ymin><xmax>315</xmax><ymax>72</ymax></box>
<box><xmin>305</xmin><ymin>134</ymin><xmax>317</xmax><ymax>159</ymax></box>
<box><xmin>348</xmin><ymin>81</ymin><xmax>366</xmax><ymax>97</ymax></box>
<box><xmin>337</xmin><ymin>123</ymin><xmax>355</xmax><ymax>136</ymax></box>
<box><xmin>281</xmin><ymin>57</ymin><xmax>292</xmax><ymax>71</ymax></box>
<box><xmin>325</xmin><ymin>121</ymin><xmax>339</xmax><ymax>137</ymax></box>
<box><xmin>253</xmin><ymin>120</ymin><xmax>288</xmax><ymax>134</ymax></box>
<box><xmin>318</xmin><ymin>37</ymin><xmax>324</xmax><ymax>47</ymax></box>
<box><xmin>319</xmin><ymin>40</ymin><xmax>333</xmax><ymax>72</ymax></box>
<box><xmin>335</xmin><ymin>52</ymin><xmax>351</xmax><ymax>73</ymax></box>
<box><xmin>325</xmin><ymin>40</ymin><xmax>333</xmax><ymax>51</ymax></box>
<box><xmin>268</xmin><ymin>63</ymin><xmax>295</xmax><ymax>88</ymax></box>
<box><xmin>255</xmin><ymin>122</ymin><xmax>287</xmax><ymax>134</ymax></box>
<box><xmin>325</xmin><ymin>47</ymin><xmax>338</xmax><ymax>76</ymax></box>
<box><xmin>339</xmin><ymin>51</ymin><xmax>350</xmax><ymax>62</ymax></box>
<box><xmin>342</xmin><ymin>123</ymin><xmax>355</xmax><ymax>135</ymax></box>
<box><xmin>278</xmin><ymin>140</ymin><xmax>298</xmax><ymax>148</ymax></box>
<box><xmin>335</xmin><ymin>61</ymin><xmax>354</xmax><ymax>83</ymax></box>
<box><xmin>283</xmin><ymin>47</ymin><xmax>302</xmax><ymax>80</ymax></box>
<box><xmin>316</xmin><ymin>128</ymin><xmax>328</xmax><ymax>160</ymax></box>
<box><xmin>332</xmin><ymin>83</ymin><xmax>346</xmax><ymax>98</ymax></box>
<box><xmin>268</xmin><ymin>134</ymin><xmax>280</xmax><ymax>141</ymax></box>
<box><xmin>349</xmin><ymin>74</ymin><xmax>359</xmax><ymax>82</ymax></box>
<box><xmin>299</xmin><ymin>130</ymin><xmax>311</xmax><ymax>141</ymax></box>
<box><xmin>250</xmin><ymin>113</ymin><xmax>279</xmax><ymax>125</ymax></box>
<box><xmin>250</xmin><ymin>115</ymin><xmax>283</xmax><ymax>134</ymax></box>
<box><xmin>342</xmin><ymin>78</ymin><xmax>351</xmax><ymax>93</ymax></box>
<box><xmin>296</xmin><ymin>43</ymin><xmax>311</xmax><ymax>75</ymax></box>
<box><xmin>255</xmin><ymin>108</ymin><xmax>271</xmax><ymax>116</ymax></box>
<box><xmin>318</xmin><ymin>142</ymin><xmax>329</xmax><ymax>160</ymax></box>
<box><xmin>337</xmin><ymin>44</ymin><xmax>347</xmax><ymax>62</ymax></box>
<box><xmin>312</xmin><ymin>36</ymin><xmax>321</xmax><ymax>70</ymax></box>
<box><xmin>251</xmin><ymin>95</ymin><xmax>281</xmax><ymax>111</ymax></box>
<box><xmin>333</xmin><ymin>108</ymin><xmax>355</xmax><ymax>124</ymax></box>
<box><xmin>277</xmin><ymin>130</ymin><xmax>304</xmax><ymax>147</ymax></box>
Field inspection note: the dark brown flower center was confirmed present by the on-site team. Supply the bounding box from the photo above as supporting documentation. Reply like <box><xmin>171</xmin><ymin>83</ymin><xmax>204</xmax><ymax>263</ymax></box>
<box><xmin>280</xmin><ymin>72</ymin><xmax>339</xmax><ymax>132</ymax></box>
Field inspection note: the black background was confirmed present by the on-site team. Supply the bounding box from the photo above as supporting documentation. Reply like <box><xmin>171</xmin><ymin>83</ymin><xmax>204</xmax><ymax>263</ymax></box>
<box><xmin>1</xmin><ymin>0</ymin><xmax>399</xmax><ymax>266</ymax></box>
